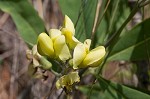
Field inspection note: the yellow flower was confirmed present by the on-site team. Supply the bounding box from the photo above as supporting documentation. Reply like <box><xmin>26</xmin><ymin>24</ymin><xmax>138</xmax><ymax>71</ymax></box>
<box><xmin>56</xmin><ymin>72</ymin><xmax>80</xmax><ymax>92</ymax></box>
<box><xmin>49</xmin><ymin>29</ymin><xmax>71</xmax><ymax>61</ymax></box>
<box><xmin>61</xmin><ymin>15</ymin><xmax>79</xmax><ymax>49</ymax></box>
<box><xmin>63</xmin><ymin>15</ymin><xmax>75</xmax><ymax>35</ymax></box>
<box><xmin>73</xmin><ymin>39</ymin><xmax>106</xmax><ymax>69</ymax></box>
<box><xmin>37</xmin><ymin>33</ymin><xmax>54</xmax><ymax>58</ymax></box>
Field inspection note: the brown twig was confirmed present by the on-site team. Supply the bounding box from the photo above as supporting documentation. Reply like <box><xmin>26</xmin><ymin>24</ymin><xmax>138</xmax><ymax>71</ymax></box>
<box><xmin>0</xmin><ymin>13</ymin><xmax>9</xmax><ymax>29</ymax></box>
<box><xmin>36</xmin><ymin>0</ymin><xmax>44</xmax><ymax>19</ymax></box>
<box><xmin>0</xmin><ymin>50</ymin><xmax>13</xmax><ymax>60</ymax></box>
<box><xmin>91</xmin><ymin>0</ymin><xmax>111</xmax><ymax>47</ymax></box>
<box><xmin>57</xmin><ymin>89</ymin><xmax>64</xmax><ymax>99</ymax></box>
<box><xmin>9</xmin><ymin>36</ymin><xmax>19</xmax><ymax>99</ymax></box>
<box><xmin>44</xmin><ymin>76</ymin><xmax>57</xmax><ymax>99</ymax></box>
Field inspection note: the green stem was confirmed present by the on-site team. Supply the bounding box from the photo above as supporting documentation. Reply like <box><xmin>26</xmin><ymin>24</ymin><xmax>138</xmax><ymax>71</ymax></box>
<box><xmin>97</xmin><ymin>1</ymin><xmax>141</xmax><ymax>76</ymax></box>
<box><xmin>105</xmin><ymin>2</ymin><xmax>139</xmax><ymax>48</ymax></box>
<box><xmin>51</xmin><ymin>69</ymin><xmax>61</xmax><ymax>77</ymax></box>
<box><xmin>97</xmin><ymin>52</ymin><xmax>109</xmax><ymax>75</ymax></box>
<box><xmin>139</xmin><ymin>0</ymin><xmax>150</xmax><ymax>7</ymax></box>
<box><xmin>108</xmin><ymin>0</ymin><xmax>120</xmax><ymax>33</ymax></box>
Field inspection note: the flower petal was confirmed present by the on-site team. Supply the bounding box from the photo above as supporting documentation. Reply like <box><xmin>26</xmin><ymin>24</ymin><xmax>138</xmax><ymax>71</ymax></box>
<box><xmin>63</xmin><ymin>15</ymin><xmax>75</xmax><ymax>35</ymax></box>
<box><xmin>54</xmin><ymin>35</ymin><xmax>71</xmax><ymax>61</ymax></box>
<box><xmin>84</xmin><ymin>39</ymin><xmax>91</xmax><ymax>53</ymax></box>
<box><xmin>37</xmin><ymin>33</ymin><xmax>54</xmax><ymax>57</ymax></box>
<box><xmin>56</xmin><ymin>72</ymin><xmax>80</xmax><ymax>90</ymax></box>
<box><xmin>61</xmin><ymin>28</ymin><xmax>79</xmax><ymax>49</ymax></box>
<box><xmin>73</xmin><ymin>43</ymin><xmax>87</xmax><ymax>69</ymax></box>
<box><xmin>49</xmin><ymin>29</ymin><xmax>61</xmax><ymax>41</ymax></box>
<box><xmin>82</xmin><ymin>46</ymin><xmax>105</xmax><ymax>67</ymax></box>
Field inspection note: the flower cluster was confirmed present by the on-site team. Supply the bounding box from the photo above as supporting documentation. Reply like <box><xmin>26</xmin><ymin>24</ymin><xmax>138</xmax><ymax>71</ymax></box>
<box><xmin>31</xmin><ymin>15</ymin><xmax>106</xmax><ymax>93</ymax></box>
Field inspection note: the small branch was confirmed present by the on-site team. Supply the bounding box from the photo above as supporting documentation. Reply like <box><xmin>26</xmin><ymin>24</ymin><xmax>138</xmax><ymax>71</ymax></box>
<box><xmin>0</xmin><ymin>50</ymin><xmax>13</xmax><ymax>60</ymax></box>
<box><xmin>45</xmin><ymin>76</ymin><xmax>57</xmax><ymax>99</ymax></box>
<box><xmin>91</xmin><ymin>0</ymin><xmax>111</xmax><ymax>47</ymax></box>
<box><xmin>88</xmin><ymin>79</ymin><xmax>97</xmax><ymax>99</ymax></box>
<box><xmin>139</xmin><ymin>0</ymin><xmax>150</xmax><ymax>7</ymax></box>
<box><xmin>0</xmin><ymin>13</ymin><xmax>9</xmax><ymax>29</ymax></box>
<box><xmin>37</xmin><ymin>0</ymin><xmax>44</xmax><ymax>19</ymax></box>
<box><xmin>90</xmin><ymin>0</ymin><xmax>101</xmax><ymax>41</ymax></box>
<box><xmin>10</xmin><ymin>37</ymin><xmax>19</xmax><ymax>99</ymax></box>
<box><xmin>57</xmin><ymin>89</ymin><xmax>64</xmax><ymax>99</ymax></box>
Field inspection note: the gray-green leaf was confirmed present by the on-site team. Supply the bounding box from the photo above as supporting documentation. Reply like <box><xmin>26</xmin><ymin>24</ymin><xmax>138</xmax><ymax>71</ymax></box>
<box><xmin>0</xmin><ymin>0</ymin><xmax>45</xmax><ymax>44</ymax></box>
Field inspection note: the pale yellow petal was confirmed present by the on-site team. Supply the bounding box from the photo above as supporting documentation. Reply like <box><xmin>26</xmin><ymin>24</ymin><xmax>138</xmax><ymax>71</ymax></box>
<box><xmin>84</xmin><ymin>39</ymin><xmax>91</xmax><ymax>53</ymax></box>
<box><xmin>49</xmin><ymin>29</ymin><xmax>61</xmax><ymax>41</ymax></box>
<box><xmin>54</xmin><ymin>35</ymin><xmax>71</xmax><ymax>61</ymax></box>
<box><xmin>82</xmin><ymin>46</ymin><xmax>105</xmax><ymax>67</ymax></box>
<box><xmin>68</xmin><ymin>72</ymin><xmax>80</xmax><ymax>84</ymax></box>
<box><xmin>61</xmin><ymin>28</ymin><xmax>79</xmax><ymax>49</ymax></box>
<box><xmin>73</xmin><ymin>43</ymin><xmax>87</xmax><ymax>69</ymax></box>
<box><xmin>63</xmin><ymin>15</ymin><xmax>75</xmax><ymax>35</ymax></box>
<box><xmin>69</xmin><ymin>36</ymin><xmax>80</xmax><ymax>49</ymax></box>
<box><xmin>56</xmin><ymin>72</ymin><xmax>80</xmax><ymax>90</ymax></box>
<box><xmin>37</xmin><ymin>33</ymin><xmax>54</xmax><ymax>57</ymax></box>
<box><xmin>61</xmin><ymin>28</ymin><xmax>73</xmax><ymax>42</ymax></box>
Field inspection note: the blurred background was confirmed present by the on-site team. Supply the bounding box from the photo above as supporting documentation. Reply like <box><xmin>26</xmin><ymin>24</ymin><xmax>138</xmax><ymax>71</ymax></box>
<box><xmin>0</xmin><ymin>0</ymin><xmax>150</xmax><ymax>99</ymax></box>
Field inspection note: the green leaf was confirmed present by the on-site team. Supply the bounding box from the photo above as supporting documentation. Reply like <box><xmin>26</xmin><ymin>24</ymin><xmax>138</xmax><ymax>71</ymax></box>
<box><xmin>95</xmin><ymin>0</ymin><xmax>130</xmax><ymax>46</ymax></box>
<box><xmin>77</xmin><ymin>85</ymin><xmax>103</xmax><ymax>99</ymax></box>
<box><xmin>58</xmin><ymin>0</ymin><xmax>97</xmax><ymax>42</ymax></box>
<box><xmin>80</xmin><ymin>0</ymin><xmax>97</xmax><ymax>39</ymax></box>
<box><xmin>0</xmin><ymin>0</ymin><xmax>45</xmax><ymax>44</ymax></box>
<box><xmin>97</xmin><ymin>76</ymin><xmax>150</xmax><ymax>99</ymax></box>
<box><xmin>107</xmin><ymin>0</ymin><xmax>130</xmax><ymax>34</ymax></box>
<box><xmin>58</xmin><ymin>0</ymin><xmax>81</xmax><ymax>24</ymax></box>
<box><xmin>108</xmin><ymin>18</ymin><xmax>150</xmax><ymax>61</ymax></box>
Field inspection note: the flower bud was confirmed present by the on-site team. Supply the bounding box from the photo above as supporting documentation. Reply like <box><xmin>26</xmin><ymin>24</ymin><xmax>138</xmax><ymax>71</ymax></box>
<box><xmin>61</xmin><ymin>28</ymin><xmax>79</xmax><ymax>49</ymax></box>
<box><xmin>54</xmin><ymin>35</ymin><xmax>71</xmax><ymax>61</ymax></box>
<box><xmin>73</xmin><ymin>43</ymin><xmax>87</xmax><ymax>69</ymax></box>
<box><xmin>49</xmin><ymin>29</ymin><xmax>61</xmax><ymax>41</ymax></box>
<box><xmin>61</xmin><ymin>15</ymin><xmax>79</xmax><ymax>49</ymax></box>
<box><xmin>63</xmin><ymin>15</ymin><xmax>75</xmax><ymax>35</ymax></box>
<box><xmin>73</xmin><ymin>39</ymin><xmax>106</xmax><ymax>69</ymax></box>
<box><xmin>82</xmin><ymin>46</ymin><xmax>105</xmax><ymax>68</ymax></box>
<box><xmin>37</xmin><ymin>33</ymin><xmax>54</xmax><ymax>58</ymax></box>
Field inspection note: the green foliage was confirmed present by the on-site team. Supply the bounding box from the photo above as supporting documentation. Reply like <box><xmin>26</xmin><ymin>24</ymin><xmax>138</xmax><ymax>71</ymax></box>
<box><xmin>77</xmin><ymin>85</ymin><xmax>103</xmax><ymax>99</ymax></box>
<box><xmin>97</xmin><ymin>76</ymin><xmax>150</xmax><ymax>99</ymax></box>
<box><xmin>108</xmin><ymin>18</ymin><xmax>150</xmax><ymax>61</ymax></box>
<box><xmin>58</xmin><ymin>0</ymin><xmax>97</xmax><ymax>42</ymax></box>
<box><xmin>59</xmin><ymin>0</ymin><xmax>150</xmax><ymax>98</ymax></box>
<box><xmin>1</xmin><ymin>0</ymin><xmax>150</xmax><ymax>98</ymax></box>
<box><xmin>95</xmin><ymin>0</ymin><xmax>130</xmax><ymax>46</ymax></box>
<box><xmin>58</xmin><ymin>0</ymin><xmax>81</xmax><ymax>24</ymax></box>
<box><xmin>0</xmin><ymin>0</ymin><xmax>45</xmax><ymax>44</ymax></box>
<box><xmin>78</xmin><ymin>76</ymin><xmax>150</xmax><ymax>99</ymax></box>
